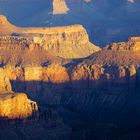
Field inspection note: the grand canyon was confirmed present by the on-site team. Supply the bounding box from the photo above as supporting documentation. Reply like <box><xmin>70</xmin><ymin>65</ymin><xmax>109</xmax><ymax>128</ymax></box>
<box><xmin>0</xmin><ymin>0</ymin><xmax>140</xmax><ymax>140</ymax></box>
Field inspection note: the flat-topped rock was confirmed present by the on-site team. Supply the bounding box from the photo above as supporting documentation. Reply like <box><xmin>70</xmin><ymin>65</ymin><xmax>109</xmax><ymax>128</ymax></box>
<box><xmin>0</xmin><ymin>15</ymin><xmax>100</xmax><ymax>58</ymax></box>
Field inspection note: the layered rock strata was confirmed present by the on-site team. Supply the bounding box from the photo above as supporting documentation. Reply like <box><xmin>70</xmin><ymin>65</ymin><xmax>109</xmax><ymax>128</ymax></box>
<box><xmin>0</xmin><ymin>15</ymin><xmax>100</xmax><ymax>58</ymax></box>
<box><xmin>0</xmin><ymin>67</ymin><xmax>38</xmax><ymax>119</ymax></box>
<box><xmin>1</xmin><ymin>62</ymin><xmax>139</xmax><ymax>102</ymax></box>
<box><xmin>0</xmin><ymin>15</ymin><xmax>140</xmax><ymax>123</ymax></box>
<box><xmin>104</xmin><ymin>37</ymin><xmax>140</xmax><ymax>51</ymax></box>
<box><xmin>0</xmin><ymin>68</ymin><xmax>12</xmax><ymax>93</ymax></box>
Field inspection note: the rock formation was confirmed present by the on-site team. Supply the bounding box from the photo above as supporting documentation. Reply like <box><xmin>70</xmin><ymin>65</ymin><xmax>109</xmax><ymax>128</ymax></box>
<box><xmin>0</xmin><ymin>34</ymin><xmax>139</xmax><ymax>97</ymax></box>
<box><xmin>1</xmin><ymin>0</ymin><xmax>140</xmax><ymax>48</ymax></box>
<box><xmin>0</xmin><ymin>14</ymin><xmax>140</xmax><ymax>140</ymax></box>
<box><xmin>0</xmin><ymin>93</ymin><xmax>38</xmax><ymax>119</ymax></box>
<box><xmin>0</xmin><ymin>15</ymin><xmax>100</xmax><ymax>58</ymax></box>
<box><xmin>3</xmin><ymin>64</ymin><xmax>69</xmax><ymax>83</ymax></box>
<box><xmin>104</xmin><ymin>37</ymin><xmax>140</xmax><ymax>51</ymax></box>
<box><xmin>0</xmin><ymin>49</ymin><xmax>139</xmax><ymax>106</ymax></box>
<box><xmin>53</xmin><ymin>0</ymin><xmax>69</xmax><ymax>15</ymax></box>
<box><xmin>0</xmin><ymin>68</ymin><xmax>12</xmax><ymax>93</ymax></box>
<box><xmin>70</xmin><ymin>38</ymin><xmax>140</xmax><ymax>89</ymax></box>
<box><xmin>42</xmin><ymin>64</ymin><xmax>69</xmax><ymax>83</ymax></box>
<box><xmin>0</xmin><ymin>64</ymin><xmax>70</xmax><ymax>139</ymax></box>
<box><xmin>0</xmin><ymin>67</ymin><xmax>38</xmax><ymax>119</ymax></box>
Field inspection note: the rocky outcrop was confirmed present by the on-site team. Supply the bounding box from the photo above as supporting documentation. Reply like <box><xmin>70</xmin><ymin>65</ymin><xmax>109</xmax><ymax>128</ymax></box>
<box><xmin>0</xmin><ymin>15</ymin><xmax>17</xmax><ymax>35</ymax></box>
<box><xmin>42</xmin><ymin>64</ymin><xmax>69</xmax><ymax>83</ymax></box>
<box><xmin>0</xmin><ymin>65</ymin><xmax>69</xmax><ymax>104</ymax></box>
<box><xmin>0</xmin><ymin>36</ymin><xmax>32</xmax><ymax>50</ymax></box>
<box><xmin>1</xmin><ymin>65</ymin><xmax>66</xmax><ymax>104</ymax></box>
<box><xmin>0</xmin><ymin>68</ymin><xmax>12</xmax><ymax>93</ymax></box>
<box><xmin>0</xmin><ymin>63</ymin><xmax>139</xmax><ymax>107</ymax></box>
<box><xmin>0</xmin><ymin>36</ymin><xmax>64</xmax><ymax>66</ymax></box>
<box><xmin>33</xmin><ymin>25</ymin><xmax>100</xmax><ymax>58</ymax></box>
<box><xmin>0</xmin><ymin>66</ymin><xmax>38</xmax><ymax>119</ymax></box>
<box><xmin>0</xmin><ymin>42</ymin><xmax>140</xmax><ymax>95</ymax></box>
<box><xmin>0</xmin><ymin>93</ymin><xmax>38</xmax><ymax>119</ymax></box>
<box><xmin>104</xmin><ymin>37</ymin><xmax>140</xmax><ymax>51</ymax></box>
<box><xmin>53</xmin><ymin>0</ymin><xmax>69</xmax><ymax>15</ymax></box>
<box><xmin>0</xmin><ymin>15</ymin><xmax>100</xmax><ymax>58</ymax></box>
<box><xmin>71</xmin><ymin>64</ymin><xmax>138</xmax><ymax>89</ymax></box>
<box><xmin>5</xmin><ymin>64</ymin><xmax>69</xmax><ymax>83</ymax></box>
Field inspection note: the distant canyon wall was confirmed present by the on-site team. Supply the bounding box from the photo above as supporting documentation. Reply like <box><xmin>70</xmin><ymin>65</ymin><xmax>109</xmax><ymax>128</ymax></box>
<box><xmin>104</xmin><ymin>37</ymin><xmax>140</xmax><ymax>51</ymax></box>
<box><xmin>53</xmin><ymin>0</ymin><xmax>69</xmax><ymax>15</ymax></box>
<box><xmin>0</xmin><ymin>15</ymin><xmax>100</xmax><ymax>58</ymax></box>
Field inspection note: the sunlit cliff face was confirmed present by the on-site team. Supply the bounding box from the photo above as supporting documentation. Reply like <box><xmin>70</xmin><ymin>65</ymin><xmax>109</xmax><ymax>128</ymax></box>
<box><xmin>0</xmin><ymin>68</ymin><xmax>38</xmax><ymax>119</ymax></box>
<box><xmin>0</xmin><ymin>15</ymin><xmax>100</xmax><ymax>59</ymax></box>
<box><xmin>0</xmin><ymin>93</ymin><xmax>38</xmax><ymax>119</ymax></box>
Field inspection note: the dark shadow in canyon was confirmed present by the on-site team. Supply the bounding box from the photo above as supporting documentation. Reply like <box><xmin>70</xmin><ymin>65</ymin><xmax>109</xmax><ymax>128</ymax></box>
<box><xmin>0</xmin><ymin>74</ymin><xmax>140</xmax><ymax>140</ymax></box>
<box><xmin>10</xmin><ymin>73</ymin><xmax>140</xmax><ymax>127</ymax></box>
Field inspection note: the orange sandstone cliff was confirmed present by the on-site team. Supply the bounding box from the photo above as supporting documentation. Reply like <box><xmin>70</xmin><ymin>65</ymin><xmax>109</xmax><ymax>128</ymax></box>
<box><xmin>0</xmin><ymin>93</ymin><xmax>38</xmax><ymax>119</ymax></box>
<box><xmin>0</xmin><ymin>67</ymin><xmax>38</xmax><ymax>119</ymax></box>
